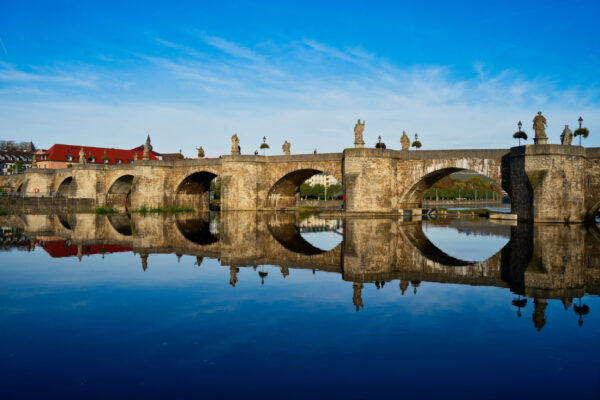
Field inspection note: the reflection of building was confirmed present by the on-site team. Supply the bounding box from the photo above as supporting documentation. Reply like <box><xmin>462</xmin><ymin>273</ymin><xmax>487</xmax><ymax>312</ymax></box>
<box><xmin>305</xmin><ymin>172</ymin><xmax>338</xmax><ymax>187</ymax></box>
<box><xmin>298</xmin><ymin>215</ymin><xmax>343</xmax><ymax>232</ymax></box>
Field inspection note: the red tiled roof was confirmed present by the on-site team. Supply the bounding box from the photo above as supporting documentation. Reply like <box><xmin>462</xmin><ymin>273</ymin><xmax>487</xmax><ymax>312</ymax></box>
<box><xmin>40</xmin><ymin>240</ymin><xmax>132</xmax><ymax>258</ymax></box>
<box><xmin>40</xmin><ymin>144</ymin><xmax>158</xmax><ymax>164</ymax></box>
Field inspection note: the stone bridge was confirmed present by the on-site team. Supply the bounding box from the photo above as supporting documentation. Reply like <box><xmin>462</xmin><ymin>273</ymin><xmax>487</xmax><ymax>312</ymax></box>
<box><xmin>3</xmin><ymin>144</ymin><xmax>600</xmax><ymax>222</ymax></box>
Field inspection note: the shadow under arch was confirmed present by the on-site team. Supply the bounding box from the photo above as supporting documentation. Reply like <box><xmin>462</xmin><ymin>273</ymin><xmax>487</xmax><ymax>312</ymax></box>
<box><xmin>107</xmin><ymin>214</ymin><xmax>133</xmax><ymax>236</ymax></box>
<box><xmin>175</xmin><ymin>215</ymin><xmax>219</xmax><ymax>245</ymax></box>
<box><xmin>267</xmin><ymin>169</ymin><xmax>324</xmax><ymax>208</ymax></box>
<box><xmin>176</xmin><ymin>171</ymin><xmax>219</xmax><ymax>211</ymax></box>
<box><xmin>401</xmin><ymin>167</ymin><xmax>507</xmax><ymax>208</ymax></box>
<box><xmin>16</xmin><ymin>182</ymin><xmax>24</xmax><ymax>193</ymax></box>
<box><xmin>107</xmin><ymin>174</ymin><xmax>135</xmax><ymax>209</ymax></box>
<box><xmin>56</xmin><ymin>214</ymin><xmax>74</xmax><ymax>230</ymax></box>
<box><xmin>56</xmin><ymin>177</ymin><xmax>73</xmax><ymax>196</ymax></box>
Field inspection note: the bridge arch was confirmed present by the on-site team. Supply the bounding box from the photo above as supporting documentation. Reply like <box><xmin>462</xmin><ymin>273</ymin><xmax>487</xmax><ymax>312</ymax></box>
<box><xmin>399</xmin><ymin>165</ymin><xmax>506</xmax><ymax>209</ymax></box>
<box><xmin>56</xmin><ymin>177</ymin><xmax>73</xmax><ymax>196</ymax></box>
<box><xmin>267</xmin><ymin>168</ymin><xmax>341</xmax><ymax>208</ymax></box>
<box><xmin>107</xmin><ymin>174</ymin><xmax>135</xmax><ymax>209</ymax></box>
<box><xmin>175</xmin><ymin>171</ymin><xmax>220</xmax><ymax>211</ymax></box>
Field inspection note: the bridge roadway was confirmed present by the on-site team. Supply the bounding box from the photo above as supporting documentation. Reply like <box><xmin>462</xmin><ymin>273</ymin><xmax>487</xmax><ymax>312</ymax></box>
<box><xmin>2</xmin><ymin>144</ymin><xmax>600</xmax><ymax>222</ymax></box>
<box><xmin>2</xmin><ymin>211</ymin><xmax>599</xmax><ymax>301</ymax></box>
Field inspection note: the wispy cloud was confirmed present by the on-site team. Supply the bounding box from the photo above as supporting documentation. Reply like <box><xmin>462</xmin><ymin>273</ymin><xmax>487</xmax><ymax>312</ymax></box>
<box><xmin>0</xmin><ymin>61</ymin><xmax>97</xmax><ymax>89</ymax></box>
<box><xmin>0</xmin><ymin>35</ymin><xmax>598</xmax><ymax>154</ymax></box>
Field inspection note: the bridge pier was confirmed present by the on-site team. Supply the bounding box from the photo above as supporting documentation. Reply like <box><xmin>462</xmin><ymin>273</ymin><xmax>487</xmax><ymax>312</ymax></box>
<box><xmin>508</xmin><ymin>145</ymin><xmax>589</xmax><ymax>223</ymax></box>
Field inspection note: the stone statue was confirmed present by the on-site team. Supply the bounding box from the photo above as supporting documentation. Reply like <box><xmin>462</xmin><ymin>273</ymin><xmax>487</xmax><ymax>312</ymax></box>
<box><xmin>282</xmin><ymin>140</ymin><xmax>291</xmax><ymax>155</ymax></box>
<box><xmin>79</xmin><ymin>147</ymin><xmax>86</xmax><ymax>163</ymax></box>
<box><xmin>142</xmin><ymin>141</ymin><xmax>150</xmax><ymax>160</ymax></box>
<box><xmin>354</xmin><ymin>119</ymin><xmax>365</xmax><ymax>148</ymax></box>
<box><xmin>560</xmin><ymin>125</ymin><xmax>573</xmax><ymax>145</ymax></box>
<box><xmin>231</xmin><ymin>133</ymin><xmax>240</xmax><ymax>155</ymax></box>
<box><xmin>532</xmin><ymin>111</ymin><xmax>548</xmax><ymax>144</ymax></box>
<box><xmin>31</xmin><ymin>153</ymin><xmax>37</xmax><ymax>167</ymax></box>
<box><xmin>196</xmin><ymin>146</ymin><xmax>205</xmax><ymax>158</ymax></box>
<box><xmin>400</xmin><ymin>131</ymin><xmax>410</xmax><ymax>150</ymax></box>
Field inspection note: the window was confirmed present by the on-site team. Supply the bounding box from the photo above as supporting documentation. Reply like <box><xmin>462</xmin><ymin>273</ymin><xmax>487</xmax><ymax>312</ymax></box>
<box><xmin>116</xmin><ymin>159</ymin><xmax>122</xmax><ymax>164</ymax></box>
<box><xmin>67</xmin><ymin>155</ymin><xmax>73</xmax><ymax>161</ymax></box>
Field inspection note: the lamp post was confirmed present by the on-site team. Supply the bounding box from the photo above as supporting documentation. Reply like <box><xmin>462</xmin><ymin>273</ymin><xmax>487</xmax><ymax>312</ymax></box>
<box><xmin>578</xmin><ymin>116</ymin><xmax>583</xmax><ymax>146</ymax></box>
<box><xmin>517</xmin><ymin>121</ymin><xmax>523</xmax><ymax>145</ymax></box>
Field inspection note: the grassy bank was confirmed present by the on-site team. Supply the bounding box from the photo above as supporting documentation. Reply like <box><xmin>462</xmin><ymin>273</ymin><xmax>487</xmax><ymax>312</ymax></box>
<box><xmin>94</xmin><ymin>206</ymin><xmax>118</xmax><ymax>215</ymax></box>
<box><xmin>132</xmin><ymin>205</ymin><xmax>194</xmax><ymax>215</ymax></box>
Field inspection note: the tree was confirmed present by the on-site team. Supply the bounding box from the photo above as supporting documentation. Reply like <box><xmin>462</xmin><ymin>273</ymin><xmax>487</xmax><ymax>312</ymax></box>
<box><xmin>411</xmin><ymin>133</ymin><xmax>422</xmax><ymax>149</ymax></box>
<box><xmin>513</xmin><ymin>130</ymin><xmax>528</xmax><ymax>146</ymax></box>
<box><xmin>13</xmin><ymin>161</ymin><xmax>24</xmax><ymax>174</ymax></box>
<box><xmin>574</xmin><ymin>127</ymin><xmax>589</xmax><ymax>146</ymax></box>
<box><xmin>260</xmin><ymin>136</ymin><xmax>270</xmax><ymax>156</ymax></box>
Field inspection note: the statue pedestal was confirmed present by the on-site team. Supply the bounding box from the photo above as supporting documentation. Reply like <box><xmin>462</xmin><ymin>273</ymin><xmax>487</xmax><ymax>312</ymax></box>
<box><xmin>533</xmin><ymin>137</ymin><xmax>548</xmax><ymax>145</ymax></box>
<box><xmin>354</xmin><ymin>142</ymin><xmax>365</xmax><ymax>149</ymax></box>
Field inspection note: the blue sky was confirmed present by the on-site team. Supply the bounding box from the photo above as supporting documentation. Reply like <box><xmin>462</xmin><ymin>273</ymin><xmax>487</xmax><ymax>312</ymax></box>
<box><xmin>1</xmin><ymin>0</ymin><xmax>599</xmax><ymax>156</ymax></box>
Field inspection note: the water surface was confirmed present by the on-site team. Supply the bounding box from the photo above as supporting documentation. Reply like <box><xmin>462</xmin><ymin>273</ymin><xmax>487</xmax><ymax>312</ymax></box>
<box><xmin>0</xmin><ymin>212</ymin><xmax>598</xmax><ymax>399</ymax></box>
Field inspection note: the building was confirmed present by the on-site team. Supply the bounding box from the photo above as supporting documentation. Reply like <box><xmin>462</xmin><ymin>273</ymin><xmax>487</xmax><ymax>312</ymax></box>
<box><xmin>305</xmin><ymin>172</ymin><xmax>339</xmax><ymax>187</ymax></box>
<box><xmin>0</xmin><ymin>150</ymin><xmax>33</xmax><ymax>175</ymax></box>
<box><xmin>35</xmin><ymin>144</ymin><xmax>159</xmax><ymax>169</ymax></box>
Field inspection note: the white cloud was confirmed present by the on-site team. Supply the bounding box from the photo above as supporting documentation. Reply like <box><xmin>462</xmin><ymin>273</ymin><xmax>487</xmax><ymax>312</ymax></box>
<box><xmin>0</xmin><ymin>36</ymin><xmax>598</xmax><ymax>155</ymax></box>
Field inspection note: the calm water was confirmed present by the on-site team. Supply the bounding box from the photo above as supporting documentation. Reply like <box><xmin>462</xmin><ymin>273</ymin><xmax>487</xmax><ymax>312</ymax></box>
<box><xmin>0</xmin><ymin>212</ymin><xmax>599</xmax><ymax>399</ymax></box>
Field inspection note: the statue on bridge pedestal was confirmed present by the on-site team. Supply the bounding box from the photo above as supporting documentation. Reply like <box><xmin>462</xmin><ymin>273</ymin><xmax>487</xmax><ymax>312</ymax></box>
<box><xmin>560</xmin><ymin>125</ymin><xmax>573</xmax><ymax>145</ymax></box>
<box><xmin>282</xmin><ymin>140</ymin><xmax>291</xmax><ymax>155</ymax></box>
<box><xmin>354</xmin><ymin>119</ymin><xmax>365</xmax><ymax>148</ymax></box>
<box><xmin>400</xmin><ymin>131</ymin><xmax>410</xmax><ymax>150</ymax></box>
<box><xmin>533</xmin><ymin>111</ymin><xmax>548</xmax><ymax>144</ymax></box>
<box><xmin>79</xmin><ymin>147</ymin><xmax>86</xmax><ymax>164</ymax></box>
<box><xmin>196</xmin><ymin>146</ymin><xmax>205</xmax><ymax>158</ymax></box>
<box><xmin>231</xmin><ymin>134</ymin><xmax>240</xmax><ymax>155</ymax></box>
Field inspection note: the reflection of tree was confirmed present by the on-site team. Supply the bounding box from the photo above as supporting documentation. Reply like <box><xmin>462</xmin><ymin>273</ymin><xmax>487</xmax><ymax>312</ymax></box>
<box><xmin>258</xmin><ymin>267</ymin><xmax>268</xmax><ymax>285</ymax></box>
<box><xmin>512</xmin><ymin>295</ymin><xmax>527</xmax><ymax>317</ymax></box>
<box><xmin>353</xmin><ymin>283</ymin><xmax>364</xmax><ymax>312</ymax></box>
<box><xmin>574</xmin><ymin>297</ymin><xmax>590</xmax><ymax>327</ymax></box>
<box><xmin>411</xmin><ymin>280</ymin><xmax>421</xmax><ymax>295</ymax></box>
<box><xmin>533</xmin><ymin>298</ymin><xmax>547</xmax><ymax>331</ymax></box>
<box><xmin>195</xmin><ymin>256</ymin><xmax>203</xmax><ymax>267</ymax></box>
<box><xmin>229</xmin><ymin>267</ymin><xmax>239</xmax><ymax>287</ymax></box>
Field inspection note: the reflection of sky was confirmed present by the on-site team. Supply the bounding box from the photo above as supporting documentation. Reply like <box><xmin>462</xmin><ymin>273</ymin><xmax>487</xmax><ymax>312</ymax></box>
<box><xmin>0</xmin><ymin>225</ymin><xmax>599</xmax><ymax>398</ymax></box>
<box><xmin>422</xmin><ymin>224</ymin><xmax>509</xmax><ymax>262</ymax></box>
<box><xmin>300</xmin><ymin>229</ymin><xmax>343</xmax><ymax>251</ymax></box>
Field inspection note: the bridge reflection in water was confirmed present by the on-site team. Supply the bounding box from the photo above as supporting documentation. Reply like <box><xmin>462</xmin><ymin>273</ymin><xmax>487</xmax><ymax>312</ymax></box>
<box><xmin>1</xmin><ymin>211</ymin><xmax>599</xmax><ymax>331</ymax></box>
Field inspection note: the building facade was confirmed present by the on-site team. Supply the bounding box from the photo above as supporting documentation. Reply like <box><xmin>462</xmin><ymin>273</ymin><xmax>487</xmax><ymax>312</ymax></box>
<box><xmin>305</xmin><ymin>172</ymin><xmax>339</xmax><ymax>187</ymax></box>
<box><xmin>35</xmin><ymin>144</ymin><xmax>159</xmax><ymax>169</ymax></box>
<box><xmin>0</xmin><ymin>151</ymin><xmax>33</xmax><ymax>175</ymax></box>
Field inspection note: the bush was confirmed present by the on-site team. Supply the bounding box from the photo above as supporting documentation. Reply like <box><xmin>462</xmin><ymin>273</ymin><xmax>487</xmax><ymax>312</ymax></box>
<box><xmin>574</xmin><ymin>127</ymin><xmax>589</xmax><ymax>138</ymax></box>
<box><xmin>0</xmin><ymin>208</ymin><xmax>7</xmax><ymax>216</ymax></box>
